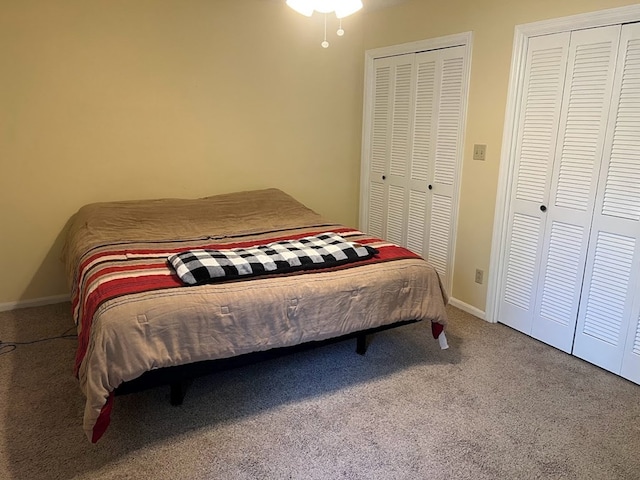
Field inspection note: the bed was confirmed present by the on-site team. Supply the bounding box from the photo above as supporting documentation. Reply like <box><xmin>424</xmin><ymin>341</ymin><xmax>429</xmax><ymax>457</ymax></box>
<box><xmin>62</xmin><ymin>188</ymin><xmax>449</xmax><ymax>443</ymax></box>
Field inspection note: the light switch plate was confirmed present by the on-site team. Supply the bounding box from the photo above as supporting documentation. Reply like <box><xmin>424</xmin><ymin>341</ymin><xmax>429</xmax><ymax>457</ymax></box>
<box><xmin>473</xmin><ymin>144</ymin><xmax>486</xmax><ymax>161</ymax></box>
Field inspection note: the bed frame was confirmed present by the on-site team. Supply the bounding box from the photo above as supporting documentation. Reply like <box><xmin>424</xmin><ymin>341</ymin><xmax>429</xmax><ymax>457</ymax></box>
<box><xmin>114</xmin><ymin>319</ymin><xmax>419</xmax><ymax>405</ymax></box>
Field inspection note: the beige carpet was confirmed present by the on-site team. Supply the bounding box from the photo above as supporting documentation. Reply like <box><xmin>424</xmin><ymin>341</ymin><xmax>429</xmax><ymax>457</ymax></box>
<box><xmin>0</xmin><ymin>302</ymin><xmax>638</xmax><ymax>479</ymax></box>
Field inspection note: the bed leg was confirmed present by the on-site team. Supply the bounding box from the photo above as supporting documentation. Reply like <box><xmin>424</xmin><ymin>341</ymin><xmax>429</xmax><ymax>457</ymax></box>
<box><xmin>170</xmin><ymin>380</ymin><xmax>189</xmax><ymax>406</ymax></box>
<box><xmin>356</xmin><ymin>334</ymin><xmax>368</xmax><ymax>355</ymax></box>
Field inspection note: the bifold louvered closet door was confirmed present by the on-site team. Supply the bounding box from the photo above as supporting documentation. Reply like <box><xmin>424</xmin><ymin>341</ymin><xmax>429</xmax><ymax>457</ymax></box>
<box><xmin>498</xmin><ymin>23</ymin><xmax>640</xmax><ymax>384</ymax></box>
<box><xmin>362</xmin><ymin>46</ymin><xmax>467</xmax><ymax>293</ymax></box>
<box><xmin>572</xmin><ymin>23</ymin><xmax>640</xmax><ymax>383</ymax></box>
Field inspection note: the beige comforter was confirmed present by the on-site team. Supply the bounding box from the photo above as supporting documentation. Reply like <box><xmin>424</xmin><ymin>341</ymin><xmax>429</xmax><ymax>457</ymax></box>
<box><xmin>62</xmin><ymin>188</ymin><xmax>449</xmax><ymax>442</ymax></box>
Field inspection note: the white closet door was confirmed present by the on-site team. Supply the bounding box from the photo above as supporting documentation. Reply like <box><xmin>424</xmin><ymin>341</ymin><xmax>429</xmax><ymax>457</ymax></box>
<box><xmin>424</xmin><ymin>46</ymin><xmax>465</xmax><ymax>289</ymax></box>
<box><xmin>406</xmin><ymin>52</ymin><xmax>437</xmax><ymax>257</ymax></box>
<box><xmin>366</xmin><ymin>61</ymin><xmax>391</xmax><ymax>239</ymax></box>
<box><xmin>405</xmin><ymin>46</ymin><xmax>465</xmax><ymax>289</ymax></box>
<box><xmin>388</xmin><ymin>56</ymin><xmax>416</xmax><ymax>248</ymax></box>
<box><xmin>498</xmin><ymin>33</ymin><xmax>570</xmax><ymax>334</ymax></box>
<box><xmin>530</xmin><ymin>26</ymin><xmax>621</xmax><ymax>352</ymax></box>
<box><xmin>365</xmin><ymin>47</ymin><xmax>466</xmax><ymax>293</ymax></box>
<box><xmin>573</xmin><ymin>23</ymin><xmax>640</xmax><ymax>378</ymax></box>
<box><xmin>367</xmin><ymin>56</ymin><xmax>416</xmax><ymax>243</ymax></box>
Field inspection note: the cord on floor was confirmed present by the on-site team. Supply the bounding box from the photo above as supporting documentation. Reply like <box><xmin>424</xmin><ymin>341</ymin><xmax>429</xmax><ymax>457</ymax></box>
<box><xmin>0</xmin><ymin>327</ymin><xmax>76</xmax><ymax>356</ymax></box>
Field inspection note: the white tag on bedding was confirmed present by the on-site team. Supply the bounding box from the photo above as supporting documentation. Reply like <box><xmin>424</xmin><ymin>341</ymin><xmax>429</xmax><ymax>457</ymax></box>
<box><xmin>438</xmin><ymin>332</ymin><xmax>449</xmax><ymax>350</ymax></box>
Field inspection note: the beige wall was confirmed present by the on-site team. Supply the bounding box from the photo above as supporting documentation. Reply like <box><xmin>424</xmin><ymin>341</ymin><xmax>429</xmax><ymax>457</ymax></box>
<box><xmin>2</xmin><ymin>0</ymin><xmax>638</xmax><ymax>311</ymax></box>
<box><xmin>364</xmin><ymin>0</ymin><xmax>639</xmax><ymax>311</ymax></box>
<box><xmin>0</xmin><ymin>0</ymin><xmax>365</xmax><ymax>304</ymax></box>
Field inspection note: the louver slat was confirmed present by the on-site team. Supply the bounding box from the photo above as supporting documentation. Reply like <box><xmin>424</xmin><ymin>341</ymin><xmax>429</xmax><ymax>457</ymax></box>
<box><xmin>503</xmin><ymin>214</ymin><xmax>542</xmax><ymax>310</ymax></box>
<box><xmin>555</xmin><ymin>41</ymin><xmax>616</xmax><ymax>211</ymax></box>
<box><xmin>387</xmin><ymin>184</ymin><xmax>405</xmax><ymax>247</ymax></box>
<box><xmin>368</xmin><ymin>182</ymin><xmax>385</xmax><ymax>239</ymax></box>
<box><xmin>516</xmin><ymin>46</ymin><xmax>567</xmax><ymax>203</ymax></box>
<box><xmin>427</xmin><ymin>194</ymin><xmax>452</xmax><ymax>286</ymax></box>
<box><xmin>390</xmin><ymin>63</ymin><xmax>413</xmax><ymax>178</ymax></box>
<box><xmin>539</xmin><ymin>222</ymin><xmax>584</xmax><ymax>327</ymax></box>
<box><xmin>407</xmin><ymin>190</ymin><xmax>427</xmax><ymax>255</ymax></box>
<box><xmin>434</xmin><ymin>57</ymin><xmax>463</xmax><ymax>186</ymax></box>
<box><xmin>603</xmin><ymin>39</ymin><xmax>640</xmax><ymax>221</ymax></box>
<box><xmin>411</xmin><ymin>60</ymin><xmax>436</xmax><ymax>183</ymax></box>
<box><xmin>582</xmin><ymin>232</ymin><xmax>635</xmax><ymax>346</ymax></box>
<box><xmin>602</xmin><ymin>39</ymin><xmax>640</xmax><ymax>221</ymax></box>
<box><xmin>633</xmin><ymin>313</ymin><xmax>640</xmax><ymax>356</ymax></box>
<box><xmin>371</xmin><ymin>65</ymin><xmax>390</xmax><ymax>176</ymax></box>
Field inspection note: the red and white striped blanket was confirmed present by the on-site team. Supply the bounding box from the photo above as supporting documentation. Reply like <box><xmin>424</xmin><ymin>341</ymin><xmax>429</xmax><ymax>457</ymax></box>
<box><xmin>72</xmin><ymin>227</ymin><xmax>440</xmax><ymax>379</ymax></box>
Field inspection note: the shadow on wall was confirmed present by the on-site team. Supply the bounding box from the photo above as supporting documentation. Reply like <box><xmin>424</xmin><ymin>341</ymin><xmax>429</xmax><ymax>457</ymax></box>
<box><xmin>19</xmin><ymin>215</ymin><xmax>76</xmax><ymax>303</ymax></box>
<box><xmin>1</xmin><ymin>302</ymin><xmax>460</xmax><ymax>479</ymax></box>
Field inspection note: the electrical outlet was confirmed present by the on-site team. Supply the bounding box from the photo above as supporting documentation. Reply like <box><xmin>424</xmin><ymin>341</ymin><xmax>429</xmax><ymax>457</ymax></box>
<box><xmin>473</xmin><ymin>144</ymin><xmax>486</xmax><ymax>161</ymax></box>
<box><xmin>475</xmin><ymin>268</ymin><xmax>484</xmax><ymax>284</ymax></box>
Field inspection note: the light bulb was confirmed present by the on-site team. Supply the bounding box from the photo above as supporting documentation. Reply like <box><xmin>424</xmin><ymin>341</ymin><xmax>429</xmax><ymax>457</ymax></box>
<box><xmin>286</xmin><ymin>0</ymin><xmax>314</xmax><ymax>16</ymax></box>
<box><xmin>313</xmin><ymin>0</ymin><xmax>337</xmax><ymax>14</ymax></box>
<box><xmin>321</xmin><ymin>40</ymin><xmax>329</xmax><ymax>48</ymax></box>
<box><xmin>337</xmin><ymin>27</ymin><xmax>344</xmax><ymax>36</ymax></box>
<box><xmin>335</xmin><ymin>0</ymin><xmax>363</xmax><ymax>18</ymax></box>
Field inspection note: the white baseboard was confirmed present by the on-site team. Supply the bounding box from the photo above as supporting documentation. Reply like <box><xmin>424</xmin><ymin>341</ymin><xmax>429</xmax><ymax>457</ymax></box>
<box><xmin>448</xmin><ymin>297</ymin><xmax>488</xmax><ymax>322</ymax></box>
<box><xmin>0</xmin><ymin>294</ymin><xmax>70</xmax><ymax>312</ymax></box>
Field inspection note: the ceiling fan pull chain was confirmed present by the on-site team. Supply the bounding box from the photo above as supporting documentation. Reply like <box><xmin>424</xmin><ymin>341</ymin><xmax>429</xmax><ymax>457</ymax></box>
<box><xmin>321</xmin><ymin>13</ymin><xmax>329</xmax><ymax>48</ymax></box>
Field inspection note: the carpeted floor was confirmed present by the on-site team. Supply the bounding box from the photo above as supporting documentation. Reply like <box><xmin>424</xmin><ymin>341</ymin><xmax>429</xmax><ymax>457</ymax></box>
<box><xmin>0</xmin><ymin>302</ymin><xmax>638</xmax><ymax>479</ymax></box>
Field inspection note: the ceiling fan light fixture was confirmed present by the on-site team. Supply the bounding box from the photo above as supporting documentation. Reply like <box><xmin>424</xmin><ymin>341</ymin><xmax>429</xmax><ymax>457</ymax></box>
<box><xmin>286</xmin><ymin>0</ymin><xmax>363</xmax><ymax>47</ymax></box>
<box><xmin>286</xmin><ymin>0</ymin><xmax>314</xmax><ymax>17</ymax></box>
<box><xmin>334</xmin><ymin>0</ymin><xmax>363</xmax><ymax>18</ymax></box>
<box><xmin>286</xmin><ymin>0</ymin><xmax>363</xmax><ymax>18</ymax></box>
<box><xmin>312</xmin><ymin>0</ymin><xmax>337</xmax><ymax>14</ymax></box>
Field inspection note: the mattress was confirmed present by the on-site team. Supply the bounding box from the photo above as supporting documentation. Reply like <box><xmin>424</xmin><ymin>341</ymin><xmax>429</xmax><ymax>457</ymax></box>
<box><xmin>62</xmin><ymin>188</ymin><xmax>449</xmax><ymax>442</ymax></box>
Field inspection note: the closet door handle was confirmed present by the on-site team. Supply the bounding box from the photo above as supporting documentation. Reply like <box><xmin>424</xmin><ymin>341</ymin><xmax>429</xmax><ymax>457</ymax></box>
<box><xmin>540</xmin><ymin>205</ymin><xmax>547</xmax><ymax>212</ymax></box>
<box><xmin>428</xmin><ymin>185</ymin><xmax>433</xmax><ymax>190</ymax></box>
<box><xmin>382</xmin><ymin>175</ymin><xmax>386</xmax><ymax>180</ymax></box>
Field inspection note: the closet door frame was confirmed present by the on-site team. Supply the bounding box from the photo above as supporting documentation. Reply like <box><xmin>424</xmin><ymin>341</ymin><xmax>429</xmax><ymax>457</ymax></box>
<box><xmin>360</xmin><ymin>31</ymin><xmax>473</xmax><ymax>294</ymax></box>
<box><xmin>486</xmin><ymin>4</ymin><xmax>640</xmax><ymax>324</ymax></box>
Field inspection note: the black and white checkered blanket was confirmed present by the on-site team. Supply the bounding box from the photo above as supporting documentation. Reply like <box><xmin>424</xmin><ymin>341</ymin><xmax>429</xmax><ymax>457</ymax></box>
<box><xmin>168</xmin><ymin>232</ymin><xmax>378</xmax><ymax>285</ymax></box>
